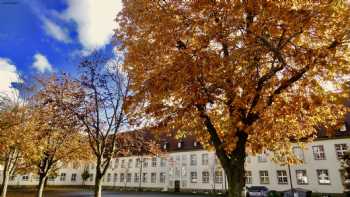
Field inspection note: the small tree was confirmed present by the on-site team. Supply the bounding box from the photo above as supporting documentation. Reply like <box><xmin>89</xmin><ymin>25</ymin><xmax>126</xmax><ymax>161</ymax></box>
<box><xmin>0</xmin><ymin>96</ymin><xmax>34</xmax><ymax>197</ymax></box>
<box><xmin>27</xmin><ymin>77</ymin><xmax>91</xmax><ymax>197</ymax></box>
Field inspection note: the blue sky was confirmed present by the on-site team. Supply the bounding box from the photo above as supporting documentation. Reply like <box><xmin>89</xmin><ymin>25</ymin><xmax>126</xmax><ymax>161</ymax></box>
<box><xmin>0</xmin><ymin>0</ymin><xmax>122</xmax><ymax>97</ymax></box>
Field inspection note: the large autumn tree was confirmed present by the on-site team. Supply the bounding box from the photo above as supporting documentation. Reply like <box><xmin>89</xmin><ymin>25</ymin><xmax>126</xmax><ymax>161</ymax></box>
<box><xmin>116</xmin><ymin>1</ymin><xmax>350</xmax><ymax>197</ymax></box>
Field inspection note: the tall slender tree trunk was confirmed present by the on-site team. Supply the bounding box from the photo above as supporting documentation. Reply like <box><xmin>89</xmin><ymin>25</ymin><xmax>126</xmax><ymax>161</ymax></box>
<box><xmin>94</xmin><ymin>172</ymin><xmax>103</xmax><ymax>197</ymax></box>
<box><xmin>0</xmin><ymin>160</ymin><xmax>10</xmax><ymax>197</ymax></box>
<box><xmin>36</xmin><ymin>175</ymin><xmax>47</xmax><ymax>197</ymax></box>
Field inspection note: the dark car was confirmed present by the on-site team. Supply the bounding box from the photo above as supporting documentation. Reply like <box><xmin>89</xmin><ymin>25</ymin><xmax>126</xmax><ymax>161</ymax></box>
<box><xmin>283</xmin><ymin>188</ymin><xmax>312</xmax><ymax>197</ymax></box>
<box><xmin>247</xmin><ymin>186</ymin><xmax>269</xmax><ymax>197</ymax></box>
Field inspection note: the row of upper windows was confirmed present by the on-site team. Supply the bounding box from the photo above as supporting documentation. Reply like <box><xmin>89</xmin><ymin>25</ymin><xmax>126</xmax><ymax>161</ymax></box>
<box><xmin>245</xmin><ymin>169</ymin><xmax>334</xmax><ymax>185</ymax></box>
<box><xmin>249</xmin><ymin>143</ymin><xmax>348</xmax><ymax>163</ymax></box>
<box><xmin>80</xmin><ymin>143</ymin><xmax>348</xmax><ymax>170</ymax></box>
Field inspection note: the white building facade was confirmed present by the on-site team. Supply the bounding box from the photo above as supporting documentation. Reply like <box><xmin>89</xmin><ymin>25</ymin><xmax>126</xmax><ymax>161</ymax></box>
<box><xmin>0</xmin><ymin>136</ymin><xmax>349</xmax><ymax>194</ymax></box>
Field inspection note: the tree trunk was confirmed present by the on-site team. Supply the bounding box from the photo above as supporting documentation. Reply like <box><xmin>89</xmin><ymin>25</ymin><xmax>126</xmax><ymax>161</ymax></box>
<box><xmin>0</xmin><ymin>164</ymin><xmax>10</xmax><ymax>197</ymax></box>
<box><xmin>36</xmin><ymin>175</ymin><xmax>47</xmax><ymax>197</ymax></box>
<box><xmin>94</xmin><ymin>173</ymin><xmax>103</xmax><ymax>197</ymax></box>
<box><xmin>225</xmin><ymin>163</ymin><xmax>246</xmax><ymax>197</ymax></box>
<box><xmin>223</xmin><ymin>131</ymin><xmax>247</xmax><ymax>197</ymax></box>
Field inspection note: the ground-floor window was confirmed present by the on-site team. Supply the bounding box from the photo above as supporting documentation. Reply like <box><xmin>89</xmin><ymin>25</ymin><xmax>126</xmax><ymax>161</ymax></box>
<box><xmin>317</xmin><ymin>169</ymin><xmax>330</xmax><ymax>185</ymax></box>
<box><xmin>113</xmin><ymin>173</ymin><xmax>117</xmax><ymax>183</ymax></box>
<box><xmin>215</xmin><ymin>170</ymin><xmax>223</xmax><ymax>184</ymax></box>
<box><xmin>71</xmin><ymin>173</ymin><xmax>77</xmax><ymax>182</ymax></box>
<box><xmin>60</xmin><ymin>173</ymin><xmax>66</xmax><ymax>181</ymax></box>
<box><xmin>107</xmin><ymin>173</ymin><xmax>111</xmax><ymax>182</ymax></box>
<box><xmin>160</xmin><ymin>172</ymin><xmax>165</xmax><ymax>183</ymax></box>
<box><xmin>296</xmin><ymin>170</ymin><xmax>308</xmax><ymax>185</ymax></box>
<box><xmin>22</xmin><ymin>175</ymin><xmax>29</xmax><ymax>181</ymax></box>
<box><xmin>120</xmin><ymin>173</ymin><xmax>124</xmax><ymax>182</ymax></box>
<box><xmin>142</xmin><ymin>173</ymin><xmax>147</xmax><ymax>183</ymax></box>
<box><xmin>127</xmin><ymin>173</ymin><xmax>132</xmax><ymax>183</ymax></box>
<box><xmin>245</xmin><ymin>171</ymin><xmax>252</xmax><ymax>184</ymax></box>
<box><xmin>202</xmin><ymin>171</ymin><xmax>209</xmax><ymax>183</ymax></box>
<box><xmin>134</xmin><ymin>173</ymin><xmax>139</xmax><ymax>183</ymax></box>
<box><xmin>190</xmin><ymin>171</ymin><xmax>197</xmax><ymax>183</ymax></box>
<box><xmin>277</xmin><ymin>170</ymin><xmax>288</xmax><ymax>184</ymax></box>
<box><xmin>259</xmin><ymin>171</ymin><xmax>269</xmax><ymax>184</ymax></box>
<box><xmin>151</xmin><ymin>172</ymin><xmax>156</xmax><ymax>183</ymax></box>
<box><xmin>89</xmin><ymin>174</ymin><xmax>94</xmax><ymax>182</ymax></box>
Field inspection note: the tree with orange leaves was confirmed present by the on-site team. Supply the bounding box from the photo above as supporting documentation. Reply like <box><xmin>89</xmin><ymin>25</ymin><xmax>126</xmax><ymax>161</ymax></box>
<box><xmin>0</xmin><ymin>96</ymin><xmax>34</xmax><ymax>197</ymax></box>
<box><xmin>27</xmin><ymin>78</ymin><xmax>91</xmax><ymax>197</ymax></box>
<box><xmin>116</xmin><ymin>1</ymin><xmax>350</xmax><ymax>197</ymax></box>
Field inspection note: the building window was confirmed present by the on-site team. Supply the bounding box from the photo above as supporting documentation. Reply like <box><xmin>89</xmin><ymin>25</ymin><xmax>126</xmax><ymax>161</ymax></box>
<box><xmin>143</xmin><ymin>158</ymin><xmax>148</xmax><ymax>168</ymax></box>
<box><xmin>22</xmin><ymin>175</ymin><xmax>29</xmax><ymax>181</ymax></box>
<box><xmin>113</xmin><ymin>173</ymin><xmax>118</xmax><ymax>183</ymax></box>
<box><xmin>127</xmin><ymin>173</ymin><xmax>132</xmax><ymax>183</ymax></box>
<box><xmin>296</xmin><ymin>170</ymin><xmax>308</xmax><ymax>185</ymax></box>
<box><xmin>121</xmin><ymin>160</ymin><xmax>125</xmax><ymax>168</ymax></box>
<box><xmin>259</xmin><ymin>171</ymin><xmax>269</xmax><ymax>184</ymax></box>
<box><xmin>258</xmin><ymin>153</ymin><xmax>268</xmax><ymax>162</ymax></box>
<box><xmin>89</xmin><ymin>174</ymin><xmax>94</xmax><ymax>182</ymax></box>
<box><xmin>60</xmin><ymin>173</ymin><xmax>66</xmax><ymax>181</ymax></box>
<box><xmin>48</xmin><ymin>176</ymin><xmax>56</xmax><ymax>181</ymax></box>
<box><xmin>142</xmin><ymin>173</ymin><xmax>147</xmax><ymax>183</ymax></box>
<box><xmin>190</xmin><ymin>154</ymin><xmax>197</xmax><ymax>166</ymax></box>
<box><xmin>136</xmin><ymin>158</ymin><xmax>141</xmax><ymax>168</ymax></box>
<box><xmin>163</xmin><ymin>142</ymin><xmax>168</xmax><ymax>150</ymax></box>
<box><xmin>335</xmin><ymin>144</ymin><xmax>348</xmax><ymax>159</ymax></box>
<box><xmin>106</xmin><ymin>173</ymin><xmax>111</xmax><ymax>182</ymax></box>
<box><xmin>292</xmin><ymin>146</ymin><xmax>305</xmax><ymax>161</ymax></box>
<box><xmin>245</xmin><ymin>171</ymin><xmax>252</xmax><ymax>184</ymax></box>
<box><xmin>202</xmin><ymin>171</ymin><xmax>209</xmax><ymax>183</ymax></box>
<box><xmin>114</xmin><ymin>159</ymin><xmax>119</xmax><ymax>168</ymax></box>
<box><xmin>190</xmin><ymin>172</ymin><xmax>197</xmax><ymax>183</ymax></box>
<box><xmin>160</xmin><ymin>157</ymin><xmax>166</xmax><ymax>167</ymax></box>
<box><xmin>215</xmin><ymin>170</ymin><xmax>223</xmax><ymax>184</ymax></box>
<box><xmin>160</xmin><ymin>172</ymin><xmax>166</xmax><ymax>183</ymax></box>
<box><xmin>182</xmin><ymin>155</ymin><xmax>187</xmax><ymax>166</ymax></box>
<box><xmin>312</xmin><ymin>145</ymin><xmax>326</xmax><ymax>160</ymax></box>
<box><xmin>128</xmin><ymin>159</ymin><xmax>133</xmax><ymax>168</ymax></box>
<box><xmin>202</xmin><ymin>154</ymin><xmax>208</xmax><ymax>165</ymax></box>
<box><xmin>340</xmin><ymin>124</ymin><xmax>347</xmax><ymax>132</ymax></box>
<box><xmin>317</xmin><ymin>169</ymin><xmax>330</xmax><ymax>185</ymax></box>
<box><xmin>151</xmin><ymin>172</ymin><xmax>156</xmax><ymax>183</ymax></box>
<box><xmin>71</xmin><ymin>173</ymin><xmax>77</xmax><ymax>182</ymax></box>
<box><xmin>120</xmin><ymin>173</ymin><xmax>125</xmax><ymax>182</ymax></box>
<box><xmin>152</xmin><ymin>157</ymin><xmax>157</xmax><ymax>167</ymax></box>
<box><xmin>134</xmin><ymin>173</ymin><xmax>139</xmax><ymax>183</ymax></box>
<box><xmin>277</xmin><ymin>170</ymin><xmax>288</xmax><ymax>184</ymax></box>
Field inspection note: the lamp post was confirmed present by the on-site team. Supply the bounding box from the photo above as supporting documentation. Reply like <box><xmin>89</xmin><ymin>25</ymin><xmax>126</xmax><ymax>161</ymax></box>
<box><xmin>287</xmin><ymin>164</ymin><xmax>294</xmax><ymax>197</ymax></box>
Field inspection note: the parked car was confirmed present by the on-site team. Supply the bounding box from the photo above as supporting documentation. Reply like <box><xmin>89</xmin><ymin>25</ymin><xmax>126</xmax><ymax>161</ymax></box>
<box><xmin>247</xmin><ymin>186</ymin><xmax>269</xmax><ymax>197</ymax></box>
<box><xmin>283</xmin><ymin>188</ymin><xmax>312</xmax><ymax>197</ymax></box>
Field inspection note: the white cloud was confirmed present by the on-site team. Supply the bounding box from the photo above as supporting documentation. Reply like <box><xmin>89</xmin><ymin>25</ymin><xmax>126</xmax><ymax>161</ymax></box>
<box><xmin>32</xmin><ymin>53</ymin><xmax>53</xmax><ymax>73</ymax></box>
<box><xmin>62</xmin><ymin>0</ymin><xmax>123</xmax><ymax>53</ymax></box>
<box><xmin>42</xmin><ymin>17</ymin><xmax>71</xmax><ymax>43</ymax></box>
<box><xmin>0</xmin><ymin>58</ymin><xmax>21</xmax><ymax>98</ymax></box>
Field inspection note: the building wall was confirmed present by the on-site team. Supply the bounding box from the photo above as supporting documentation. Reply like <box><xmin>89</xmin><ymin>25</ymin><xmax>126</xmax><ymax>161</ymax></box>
<box><xmin>0</xmin><ymin>137</ymin><xmax>348</xmax><ymax>194</ymax></box>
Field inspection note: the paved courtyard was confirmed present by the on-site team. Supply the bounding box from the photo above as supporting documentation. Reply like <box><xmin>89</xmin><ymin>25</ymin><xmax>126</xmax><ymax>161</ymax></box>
<box><xmin>7</xmin><ymin>189</ymin><xmax>212</xmax><ymax>197</ymax></box>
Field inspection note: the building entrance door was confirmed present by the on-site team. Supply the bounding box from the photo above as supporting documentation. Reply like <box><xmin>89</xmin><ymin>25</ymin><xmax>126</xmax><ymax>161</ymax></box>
<box><xmin>174</xmin><ymin>180</ymin><xmax>180</xmax><ymax>192</ymax></box>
